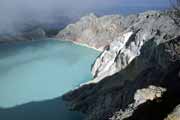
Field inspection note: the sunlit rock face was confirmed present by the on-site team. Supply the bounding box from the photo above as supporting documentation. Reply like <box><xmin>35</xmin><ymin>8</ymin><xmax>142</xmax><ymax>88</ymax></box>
<box><xmin>56</xmin><ymin>13</ymin><xmax>136</xmax><ymax>51</ymax></box>
<box><xmin>91</xmin><ymin>32</ymin><xmax>134</xmax><ymax>82</ymax></box>
<box><xmin>134</xmin><ymin>85</ymin><xmax>167</xmax><ymax>105</ymax></box>
<box><xmin>165</xmin><ymin>105</ymin><xmax>180</xmax><ymax>120</ymax></box>
<box><xmin>111</xmin><ymin>85</ymin><xmax>167</xmax><ymax>120</ymax></box>
<box><xmin>63</xmin><ymin>11</ymin><xmax>180</xmax><ymax>120</ymax></box>
<box><xmin>91</xmin><ymin>11</ymin><xmax>180</xmax><ymax>82</ymax></box>
<box><xmin>57</xmin><ymin>11</ymin><xmax>180</xmax><ymax>82</ymax></box>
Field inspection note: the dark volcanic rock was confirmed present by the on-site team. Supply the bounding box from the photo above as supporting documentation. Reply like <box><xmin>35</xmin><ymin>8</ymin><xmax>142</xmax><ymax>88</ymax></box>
<box><xmin>63</xmin><ymin>37</ymin><xmax>180</xmax><ymax>120</ymax></box>
<box><xmin>62</xmin><ymin>11</ymin><xmax>180</xmax><ymax>120</ymax></box>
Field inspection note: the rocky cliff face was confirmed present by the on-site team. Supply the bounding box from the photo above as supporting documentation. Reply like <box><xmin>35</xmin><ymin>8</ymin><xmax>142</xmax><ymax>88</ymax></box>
<box><xmin>62</xmin><ymin>11</ymin><xmax>180</xmax><ymax>120</ymax></box>
<box><xmin>165</xmin><ymin>104</ymin><xmax>180</xmax><ymax>120</ymax></box>
<box><xmin>57</xmin><ymin>11</ymin><xmax>180</xmax><ymax>81</ymax></box>
<box><xmin>91</xmin><ymin>11</ymin><xmax>180</xmax><ymax>82</ymax></box>
<box><xmin>111</xmin><ymin>85</ymin><xmax>167</xmax><ymax>120</ymax></box>
<box><xmin>56</xmin><ymin>13</ymin><xmax>137</xmax><ymax>51</ymax></box>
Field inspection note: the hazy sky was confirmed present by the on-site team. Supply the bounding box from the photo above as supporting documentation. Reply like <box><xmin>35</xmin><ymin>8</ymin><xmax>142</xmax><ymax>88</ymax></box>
<box><xmin>0</xmin><ymin>0</ymin><xmax>172</xmax><ymax>34</ymax></box>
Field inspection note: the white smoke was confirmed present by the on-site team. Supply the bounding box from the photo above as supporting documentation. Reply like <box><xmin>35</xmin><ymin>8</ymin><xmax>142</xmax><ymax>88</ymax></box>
<box><xmin>0</xmin><ymin>0</ymin><xmax>170</xmax><ymax>34</ymax></box>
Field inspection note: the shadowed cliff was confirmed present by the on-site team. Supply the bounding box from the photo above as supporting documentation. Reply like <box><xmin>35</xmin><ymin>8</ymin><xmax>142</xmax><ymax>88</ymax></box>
<box><xmin>0</xmin><ymin>97</ymin><xmax>84</xmax><ymax>120</ymax></box>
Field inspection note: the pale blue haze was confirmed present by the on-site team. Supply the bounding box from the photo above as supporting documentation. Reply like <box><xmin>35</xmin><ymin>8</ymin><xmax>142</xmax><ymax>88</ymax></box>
<box><xmin>0</xmin><ymin>0</ymin><xmax>172</xmax><ymax>33</ymax></box>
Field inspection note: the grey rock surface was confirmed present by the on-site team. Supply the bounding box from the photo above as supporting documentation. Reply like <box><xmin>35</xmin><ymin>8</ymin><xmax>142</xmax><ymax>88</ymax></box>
<box><xmin>63</xmin><ymin>10</ymin><xmax>180</xmax><ymax>120</ymax></box>
<box><xmin>57</xmin><ymin>11</ymin><xmax>180</xmax><ymax>82</ymax></box>
<box><xmin>91</xmin><ymin>11</ymin><xmax>180</xmax><ymax>81</ymax></box>
<box><xmin>64</xmin><ymin>34</ymin><xmax>180</xmax><ymax>120</ymax></box>
<box><xmin>110</xmin><ymin>85</ymin><xmax>166</xmax><ymax>120</ymax></box>
<box><xmin>165</xmin><ymin>105</ymin><xmax>180</xmax><ymax>120</ymax></box>
<box><xmin>56</xmin><ymin>13</ymin><xmax>136</xmax><ymax>51</ymax></box>
<box><xmin>134</xmin><ymin>85</ymin><xmax>166</xmax><ymax>106</ymax></box>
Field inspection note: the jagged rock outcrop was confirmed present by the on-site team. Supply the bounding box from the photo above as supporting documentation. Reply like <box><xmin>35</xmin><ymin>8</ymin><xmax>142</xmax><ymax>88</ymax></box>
<box><xmin>110</xmin><ymin>86</ymin><xmax>166</xmax><ymax>120</ymax></box>
<box><xmin>134</xmin><ymin>86</ymin><xmax>166</xmax><ymax>105</ymax></box>
<box><xmin>165</xmin><ymin>105</ymin><xmax>180</xmax><ymax>120</ymax></box>
<box><xmin>91</xmin><ymin>11</ymin><xmax>180</xmax><ymax>81</ymax></box>
<box><xmin>63</xmin><ymin>10</ymin><xmax>180</xmax><ymax>120</ymax></box>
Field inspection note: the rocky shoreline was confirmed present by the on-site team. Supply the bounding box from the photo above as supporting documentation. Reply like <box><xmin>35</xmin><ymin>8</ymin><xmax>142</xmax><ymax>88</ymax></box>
<box><xmin>57</xmin><ymin>10</ymin><xmax>180</xmax><ymax>120</ymax></box>
<box><xmin>60</xmin><ymin>39</ymin><xmax>103</xmax><ymax>52</ymax></box>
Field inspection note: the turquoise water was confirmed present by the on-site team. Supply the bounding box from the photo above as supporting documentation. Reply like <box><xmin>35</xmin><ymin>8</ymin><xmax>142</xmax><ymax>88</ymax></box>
<box><xmin>0</xmin><ymin>39</ymin><xmax>99</xmax><ymax>120</ymax></box>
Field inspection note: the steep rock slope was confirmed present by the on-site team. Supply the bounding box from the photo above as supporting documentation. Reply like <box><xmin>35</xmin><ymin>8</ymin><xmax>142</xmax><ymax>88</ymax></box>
<box><xmin>57</xmin><ymin>11</ymin><xmax>180</xmax><ymax>81</ymax></box>
<box><xmin>62</xmin><ymin>11</ymin><xmax>180</xmax><ymax>120</ymax></box>
<box><xmin>165</xmin><ymin>105</ymin><xmax>180</xmax><ymax>120</ymax></box>
<box><xmin>56</xmin><ymin>13</ymin><xmax>138</xmax><ymax>51</ymax></box>
<box><xmin>64</xmin><ymin>36</ymin><xmax>180</xmax><ymax>120</ymax></box>
<box><xmin>91</xmin><ymin>11</ymin><xmax>180</xmax><ymax>81</ymax></box>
